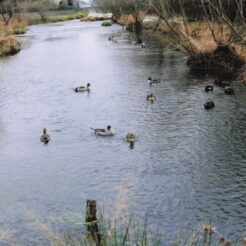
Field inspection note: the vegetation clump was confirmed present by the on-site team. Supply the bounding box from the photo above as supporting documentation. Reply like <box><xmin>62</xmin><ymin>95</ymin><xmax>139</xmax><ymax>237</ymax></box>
<box><xmin>101</xmin><ymin>20</ymin><xmax>112</xmax><ymax>27</ymax></box>
<box><xmin>13</xmin><ymin>28</ymin><xmax>26</xmax><ymax>35</ymax></box>
<box><xmin>0</xmin><ymin>36</ymin><xmax>20</xmax><ymax>56</ymax></box>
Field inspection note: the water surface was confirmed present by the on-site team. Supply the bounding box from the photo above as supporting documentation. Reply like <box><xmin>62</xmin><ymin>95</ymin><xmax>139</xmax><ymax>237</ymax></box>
<box><xmin>0</xmin><ymin>20</ymin><xmax>246</xmax><ymax>244</ymax></box>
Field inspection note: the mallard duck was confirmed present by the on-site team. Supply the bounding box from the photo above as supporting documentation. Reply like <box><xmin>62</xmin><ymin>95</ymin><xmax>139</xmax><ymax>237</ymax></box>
<box><xmin>204</xmin><ymin>99</ymin><xmax>215</xmax><ymax>110</ymax></box>
<box><xmin>146</xmin><ymin>93</ymin><xmax>156</xmax><ymax>102</ymax></box>
<box><xmin>224</xmin><ymin>86</ymin><xmax>234</xmax><ymax>95</ymax></box>
<box><xmin>91</xmin><ymin>125</ymin><xmax>115</xmax><ymax>136</ymax></box>
<box><xmin>125</xmin><ymin>132</ymin><xmax>136</xmax><ymax>148</ymax></box>
<box><xmin>74</xmin><ymin>83</ymin><xmax>90</xmax><ymax>92</ymax></box>
<box><xmin>205</xmin><ymin>84</ymin><xmax>213</xmax><ymax>92</ymax></box>
<box><xmin>125</xmin><ymin>133</ymin><xmax>136</xmax><ymax>143</ymax></box>
<box><xmin>40</xmin><ymin>128</ymin><xmax>50</xmax><ymax>144</ymax></box>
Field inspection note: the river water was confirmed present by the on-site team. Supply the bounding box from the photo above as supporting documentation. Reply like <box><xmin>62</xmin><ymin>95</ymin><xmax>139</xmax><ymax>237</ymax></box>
<box><xmin>0</xmin><ymin>20</ymin><xmax>246</xmax><ymax>245</ymax></box>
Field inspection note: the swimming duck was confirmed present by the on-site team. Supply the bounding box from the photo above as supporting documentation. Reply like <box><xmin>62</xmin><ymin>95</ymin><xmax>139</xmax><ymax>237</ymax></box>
<box><xmin>224</xmin><ymin>86</ymin><xmax>235</xmax><ymax>95</ymax></box>
<box><xmin>205</xmin><ymin>84</ymin><xmax>214</xmax><ymax>92</ymax></box>
<box><xmin>146</xmin><ymin>93</ymin><xmax>156</xmax><ymax>102</ymax></box>
<box><xmin>148</xmin><ymin>77</ymin><xmax>161</xmax><ymax>84</ymax></box>
<box><xmin>74</xmin><ymin>83</ymin><xmax>90</xmax><ymax>92</ymax></box>
<box><xmin>204</xmin><ymin>99</ymin><xmax>215</xmax><ymax>110</ymax></box>
<box><xmin>40</xmin><ymin>128</ymin><xmax>50</xmax><ymax>144</ymax></box>
<box><xmin>125</xmin><ymin>132</ymin><xmax>136</xmax><ymax>148</ymax></box>
<box><xmin>91</xmin><ymin>125</ymin><xmax>115</xmax><ymax>136</ymax></box>
<box><xmin>125</xmin><ymin>132</ymin><xmax>136</xmax><ymax>143</ymax></box>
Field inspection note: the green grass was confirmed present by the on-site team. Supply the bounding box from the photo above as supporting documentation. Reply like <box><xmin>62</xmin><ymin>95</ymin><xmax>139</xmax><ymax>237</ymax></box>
<box><xmin>13</xmin><ymin>28</ymin><xmax>27</xmax><ymax>35</ymax></box>
<box><xmin>101</xmin><ymin>20</ymin><xmax>112</xmax><ymax>27</ymax></box>
<box><xmin>46</xmin><ymin>10</ymin><xmax>88</xmax><ymax>23</ymax></box>
<box><xmin>59</xmin><ymin>213</ymin><xmax>244</xmax><ymax>246</ymax></box>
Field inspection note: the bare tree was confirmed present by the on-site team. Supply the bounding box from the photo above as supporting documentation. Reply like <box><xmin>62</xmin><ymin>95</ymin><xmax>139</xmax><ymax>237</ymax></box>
<box><xmin>32</xmin><ymin>0</ymin><xmax>56</xmax><ymax>21</ymax></box>
<box><xmin>95</xmin><ymin>0</ymin><xmax>149</xmax><ymax>40</ymax></box>
<box><xmin>0</xmin><ymin>0</ymin><xmax>17</xmax><ymax>25</ymax></box>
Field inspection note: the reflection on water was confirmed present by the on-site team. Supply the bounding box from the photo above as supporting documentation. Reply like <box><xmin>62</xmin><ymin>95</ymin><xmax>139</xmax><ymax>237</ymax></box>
<box><xmin>0</xmin><ymin>20</ymin><xmax>246</xmax><ymax>244</ymax></box>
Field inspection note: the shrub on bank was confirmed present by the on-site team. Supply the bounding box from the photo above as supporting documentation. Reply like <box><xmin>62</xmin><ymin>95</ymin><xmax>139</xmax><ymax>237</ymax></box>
<box><xmin>0</xmin><ymin>37</ymin><xmax>20</xmax><ymax>56</ymax></box>
<box><xmin>101</xmin><ymin>20</ymin><xmax>112</xmax><ymax>27</ymax></box>
<box><xmin>13</xmin><ymin>28</ymin><xmax>27</xmax><ymax>35</ymax></box>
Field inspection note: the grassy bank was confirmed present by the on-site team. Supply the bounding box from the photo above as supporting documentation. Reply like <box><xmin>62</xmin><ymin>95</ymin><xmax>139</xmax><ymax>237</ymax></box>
<box><xmin>0</xmin><ymin>20</ymin><xmax>25</xmax><ymax>56</ymax></box>
<box><xmin>0</xmin><ymin>9</ymin><xmax>88</xmax><ymax>56</ymax></box>
<box><xmin>112</xmin><ymin>11</ymin><xmax>246</xmax><ymax>81</ymax></box>
<box><xmin>25</xmin><ymin>9</ymin><xmax>88</xmax><ymax>25</ymax></box>
<box><xmin>118</xmin><ymin>14</ymin><xmax>246</xmax><ymax>81</ymax></box>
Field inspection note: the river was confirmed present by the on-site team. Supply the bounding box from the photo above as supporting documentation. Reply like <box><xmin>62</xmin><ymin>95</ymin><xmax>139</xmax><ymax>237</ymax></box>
<box><xmin>0</xmin><ymin>20</ymin><xmax>246</xmax><ymax>245</ymax></box>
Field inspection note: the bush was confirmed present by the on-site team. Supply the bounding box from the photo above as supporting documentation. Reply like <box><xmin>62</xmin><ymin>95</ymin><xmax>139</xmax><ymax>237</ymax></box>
<box><xmin>101</xmin><ymin>20</ymin><xmax>112</xmax><ymax>27</ymax></box>
<box><xmin>13</xmin><ymin>28</ymin><xmax>27</xmax><ymax>35</ymax></box>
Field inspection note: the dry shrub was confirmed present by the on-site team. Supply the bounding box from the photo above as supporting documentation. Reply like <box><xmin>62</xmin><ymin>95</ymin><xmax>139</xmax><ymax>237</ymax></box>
<box><xmin>11</xmin><ymin>20</ymin><xmax>27</xmax><ymax>29</ymax></box>
<box><xmin>115</xmin><ymin>11</ymin><xmax>147</xmax><ymax>26</ymax></box>
<box><xmin>172</xmin><ymin>21</ymin><xmax>232</xmax><ymax>54</ymax></box>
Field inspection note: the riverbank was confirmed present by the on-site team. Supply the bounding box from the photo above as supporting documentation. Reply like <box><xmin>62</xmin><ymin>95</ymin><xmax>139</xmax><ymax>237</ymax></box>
<box><xmin>0</xmin><ymin>9</ymin><xmax>88</xmax><ymax>56</ymax></box>
<box><xmin>113</xmin><ymin>13</ymin><xmax>246</xmax><ymax>81</ymax></box>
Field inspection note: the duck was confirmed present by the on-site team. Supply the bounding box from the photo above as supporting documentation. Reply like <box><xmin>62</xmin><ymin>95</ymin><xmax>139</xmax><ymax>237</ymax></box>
<box><xmin>125</xmin><ymin>132</ymin><xmax>136</xmax><ymax>143</ymax></box>
<box><xmin>74</xmin><ymin>83</ymin><xmax>90</xmax><ymax>92</ymax></box>
<box><xmin>204</xmin><ymin>99</ymin><xmax>215</xmax><ymax>110</ymax></box>
<box><xmin>205</xmin><ymin>84</ymin><xmax>214</xmax><ymax>92</ymax></box>
<box><xmin>91</xmin><ymin>125</ymin><xmax>115</xmax><ymax>136</ymax></box>
<box><xmin>108</xmin><ymin>36</ymin><xmax>113</xmax><ymax>41</ymax></box>
<box><xmin>40</xmin><ymin>128</ymin><xmax>50</xmax><ymax>144</ymax></box>
<box><xmin>224</xmin><ymin>86</ymin><xmax>235</xmax><ymax>95</ymax></box>
<box><xmin>125</xmin><ymin>132</ymin><xmax>136</xmax><ymax>148</ymax></box>
<box><xmin>147</xmin><ymin>77</ymin><xmax>161</xmax><ymax>84</ymax></box>
<box><xmin>146</xmin><ymin>93</ymin><xmax>156</xmax><ymax>102</ymax></box>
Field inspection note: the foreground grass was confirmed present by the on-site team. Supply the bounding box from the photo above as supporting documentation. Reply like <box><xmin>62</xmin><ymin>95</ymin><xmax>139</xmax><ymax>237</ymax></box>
<box><xmin>58</xmin><ymin>214</ymin><xmax>245</xmax><ymax>246</ymax></box>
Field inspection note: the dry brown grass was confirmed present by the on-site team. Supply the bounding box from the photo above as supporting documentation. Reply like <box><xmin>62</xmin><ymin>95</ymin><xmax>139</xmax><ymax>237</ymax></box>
<box><xmin>169</xmin><ymin>21</ymin><xmax>232</xmax><ymax>54</ymax></box>
<box><xmin>115</xmin><ymin>11</ymin><xmax>147</xmax><ymax>26</ymax></box>
<box><xmin>0</xmin><ymin>20</ymin><xmax>27</xmax><ymax>36</ymax></box>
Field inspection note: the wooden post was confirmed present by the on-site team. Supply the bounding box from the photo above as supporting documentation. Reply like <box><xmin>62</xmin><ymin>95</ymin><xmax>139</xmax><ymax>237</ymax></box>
<box><xmin>86</xmin><ymin>200</ymin><xmax>101</xmax><ymax>245</ymax></box>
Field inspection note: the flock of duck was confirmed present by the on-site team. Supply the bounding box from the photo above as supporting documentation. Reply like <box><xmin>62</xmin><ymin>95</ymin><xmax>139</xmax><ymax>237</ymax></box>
<box><xmin>40</xmin><ymin>74</ymin><xmax>161</xmax><ymax>148</ymax></box>
<box><xmin>40</xmin><ymin>37</ymin><xmax>233</xmax><ymax>145</ymax></box>
<box><xmin>40</xmin><ymin>75</ymin><xmax>234</xmax><ymax>145</ymax></box>
<box><xmin>40</xmin><ymin>36</ymin><xmax>158</xmax><ymax>147</ymax></box>
<box><xmin>204</xmin><ymin>79</ymin><xmax>235</xmax><ymax>109</ymax></box>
